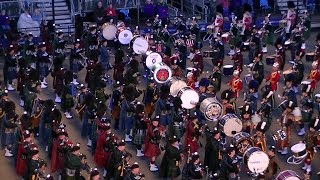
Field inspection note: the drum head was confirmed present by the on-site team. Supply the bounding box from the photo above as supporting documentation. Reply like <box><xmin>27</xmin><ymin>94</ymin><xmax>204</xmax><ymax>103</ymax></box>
<box><xmin>247</xmin><ymin>150</ymin><xmax>269</xmax><ymax>173</ymax></box>
<box><xmin>133</xmin><ymin>37</ymin><xmax>149</xmax><ymax>54</ymax></box>
<box><xmin>103</xmin><ymin>25</ymin><xmax>117</xmax><ymax>40</ymax></box>
<box><xmin>200</xmin><ymin>98</ymin><xmax>223</xmax><ymax>121</ymax></box>
<box><xmin>223</xmin><ymin>65</ymin><xmax>233</xmax><ymax>69</ymax></box>
<box><xmin>220</xmin><ymin>114</ymin><xmax>242</xmax><ymax>137</ymax></box>
<box><xmin>291</xmin><ymin>143</ymin><xmax>306</xmax><ymax>153</ymax></box>
<box><xmin>146</xmin><ymin>52</ymin><xmax>163</xmax><ymax>70</ymax></box>
<box><xmin>301</xmin><ymin>81</ymin><xmax>310</xmax><ymax>85</ymax></box>
<box><xmin>233</xmin><ymin>132</ymin><xmax>253</xmax><ymax>156</ymax></box>
<box><xmin>276</xmin><ymin>170</ymin><xmax>300</xmax><ymax>180</ymax></box>
<box><xmin>170</xmin><ymin>79</ymin><xmax>187</xmax><ymax>97</ymax></box>
<box><xmin>118</xmin><ymin>30</ymin><xmax>133</xmax><ymax>44</ymax></box>
<box><xmin>221</xmin><ymin>33</ymin><xmax>229</xmax><ymax>37</ymax></box>
<box><xmin>180</xmin><ymin>88</ymin><xmax>199</xmax><ymax>109</ymax></box>
<box><xmin>153</xmin><ymin>63</ymin><xmax>172</xmax><ymax>84</ymax></box>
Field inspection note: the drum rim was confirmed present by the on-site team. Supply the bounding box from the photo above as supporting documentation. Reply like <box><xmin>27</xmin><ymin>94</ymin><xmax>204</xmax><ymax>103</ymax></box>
<box><xmin>276</xmin><ymin>170</ymin><xmax>300</xmax><ymax>179</ymax></box>
<box><xmin>223</xmin><ymin>65</ymin><xmax>233</xmax><ymax>68</ymax></box>
<box><xmin>146</xmin><ymin>52</ymin><xmax>163</xmax><ymax>69</ymax></box>
<box><xmin>201</xmin><ymin>98</ymin><xmax>223</xmax><ymax>120</ymax></box>
<box><xmin>291</xmin><ymin>143</ymin><xmax>306</xmax><ymax>152</ymax></box>
<box><xmin>153</xmin><ymin>64</ymin><xmax>172</xmax><ymax>83</ymax></box>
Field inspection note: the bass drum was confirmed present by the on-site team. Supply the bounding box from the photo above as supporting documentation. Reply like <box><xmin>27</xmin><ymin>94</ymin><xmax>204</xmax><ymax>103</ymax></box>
<box><xmin>118</xmin><ymin>29</ymin><xmax>133</xmax><ymax>45</ymax></box>
<box><xmin>218</xmin><ymin>113</ymin><xmax>242</xmax><ymax>137</ymax></box>
<box><xmin>152</xmin><ymin>62</ymin><xmax>172</xmax><ymax>84</ymax></box>
<box><xmin>132</xmin><ymin>36</ymin><xmax>149</xmax><ymax>54</ymax></box>
<box><xmin>168</xmin><ymin>77</ymin><xmax>187</xmax><ymax>97</ymax></box>
<box><xmin>200</xmin><ymin>97</ymin><xmax>223</xmax><ymax>121</ymax></box>
<box><xmin>243</xmin><ymin>147</ymin><xmax>269</xmax><ymax>174</ymax></box>
<box><xmin>232</xmin><ymin>132</ymin><xmax>254</xmax><ymax>156</ymax></box>
<box><xmin>146</xmin><ymin>52</ymin><xmax>162</xmax><ymax>70</ymax></box>
<box><xmin>103</xmin><ymin>23</ymin><xmax>118</xmax><ymax>40</ymax></box>
<box><xmin>177</xmin><ymin>86</ymin><xmax>199</xmax><ymax>109</ymax></box>
<box><xmin>275</xmin><ymin>170</ymin><xmax>301</xmax><ymax>180</ymax></box>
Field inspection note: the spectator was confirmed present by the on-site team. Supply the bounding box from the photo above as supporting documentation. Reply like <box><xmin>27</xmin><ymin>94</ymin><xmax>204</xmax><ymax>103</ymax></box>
<box><xmin>144</xmin><ymin>0</ymin><xmax>155</xmax><ymax>19</ymax></box>
<box><xmin>95</xmin><ymin>1</ymin><xmax>105</xmax><ymax>26</ymax></box>
<box><xmin>31</xmin><ymin>8</ymin><xmax>42</xmax><ymax>25</ymax></box>
<box><xmin>17</xmin><ymin>9</ymin><xmax>40</xmax><ymax>37</ymax></box>
<box><xmin>105</xmin><ymin>3</ymin><xmax>117</xmax><ymax>23</ymax></box>
<box><xmin>307</xmin><ymin>0</ymin><xmax>316</xmax><ymax>15</ymax></box>
<box><xmin>0</xmin><ymin>10</ymin><xmax>11</xmax><ymax>32</ymax></box>
<box><xmin>156</xmin><ymin>0</ymin><xmax>168</xmax><ymax>24</ymax></box>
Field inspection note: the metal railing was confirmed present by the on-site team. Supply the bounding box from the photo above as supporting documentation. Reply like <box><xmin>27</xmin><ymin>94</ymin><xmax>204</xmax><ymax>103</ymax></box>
<box><xmin>0</xmin><ymin>1</ymin><xmax>21</xmax><ymax>17</ymax></box>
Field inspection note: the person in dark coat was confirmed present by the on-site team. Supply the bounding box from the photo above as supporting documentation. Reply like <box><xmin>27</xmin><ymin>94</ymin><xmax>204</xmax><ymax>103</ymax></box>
<box><xmin>63</xmin><ymin>143</ymin><xmax>85</xmax><ymax>180</ymax></box>
<box><xmin>4</xmin><ymin>45</ymin><xmax>17</xmax><ymax>91</ymax></box>
<box><xmin>220</xmin><ymin>145</ymin><xmax>240</xmax><ymax>179</ymax></box>
<box><xmin>123</xmin><ymin>163</ymin><xmax>145</xmax><ymax>180</ymax></box>
<box><xmin>204</xmin><ymin>127</ymin><xmax>221</xmax><ymax>175</ymax></box>
<box><xmin>24</xmin><ymin>144</ymin><xmax>47</xmax><ymax>180</ymax></box>
<box><xmin>158</xmin><ymin>136</ymin><xmax>183</xmax><ymax>178</ymax></box>
<box><xmin>94</xmin><ymin>1</ymin><xmax>105</xmax><ymax>26</ymax></box>
<box><xmin>107</xmin><ymin>140</ymin><xmax>129</xmax><ymax>179</ymax></box>
<box><xmin>182</xmin><ymin>152</ymin><xmax>203</xmax><ymax>179</ymax></box>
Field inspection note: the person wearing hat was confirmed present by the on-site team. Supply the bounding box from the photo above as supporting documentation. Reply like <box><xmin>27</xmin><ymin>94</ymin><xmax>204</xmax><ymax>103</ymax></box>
<box><xmin>240</xmin><ymin>3</ymin><xmax>252</xmax><ymax>37</ymax></box>
<box><xmin>307</xmin><ymin>61</ymin><xmax>320</xmax><ymax>91</ymax></box>
<box><xmin>107</xmin><ymin>140</ymin><xmax>129</xmax><ymax>178</ymax></box>
<box><xmin>301</xmin><ymin>11</ymin><xmax>311</xmax><ymax>40</ymax></box>
<box><xmin>259</xmin><ymin>90</ymin><xmax>273</xmax><ymax>121</ymax></box>
<box><xmin>85</xmin><ymin>26</ymin><xmax>99</xmax><ymax>59</ymax></box>
<box><xmin>285</xmin><ymin>1</ymin><xmax>296</xmax><ymax>35</ymax></box>
<box><xmin>192</xmin><ymin>48</ymin><xmax>204</xmax><ymax>76</ymax></box>
<box><xmin>1</xmin><ymin>101</ymin><xmax>18</xmax><ymax>157</ymax></box>
<box><xmin>264</xmin><ymin>146</ymin><xmax>279</xmax><ymax>179</ymax></box>
<box><xmin>274</xmin><ymin>37</ymin><xmax>285</xmax><ymax>70</ymax></box>
<box><xmin>4</xmin><ymin>45</ymin><xmax>17</xmax><ymax>91</ymax></box>
<box><xmin>25</xmin><ymin>144</ymin><xmax>47</xmax><ymax>180</ymax></box>
<box><xmin>301</xmin><ymin>118</ymin><xmax>320</xmax><ymax>174</ymax></box>
<box><xmin>209</xmin><ymin>61</ymin><xmax>222</xmax><ymax>93</ymax></box>
<box><xmin>220</xmin><ymin>145</ymin><xmax>240</xmax><ymax>179</ymax></box>
<box><xmin>63</xmin><ymin>143</ymin><xmax>85</xmax><ymax>179</ymax></box>
<box><xmin>36</xmin><ymin>42</ymin><xmax>50</xmax><ymax>89</ymax></box>
<box><xmin>181</xmin><ymin>152</ymin><xmax>203</xmax><ymax>179</ymax></box>
<box><xmin>167</xmin><ymin>97</ymin><xmax>184</xmax><ymax>140</ymax></box>
<box><xmin>186</xmin><ymin>71</ymin><xmax>196</xmax><ymax>90</ymax></box>
<box><xmin>262</xmin><ymin>14</ymin><xmax>274</xmax><ymax>46</ymax></box>
<box><xmin>229</xmin><ymin>69</ymin><xmax>243</xmax><ymax>99</ymax></box>
<box><xmin>61</xmin><ymin>70</ymin><xmax>75</xmax><ymax>119</ymax></box>
<box><xmin>265</xmin><ymin>62</ymin><xmax>281</xmax><ymax>92</ymax></box>
<box><xmin>123</xmin><ymin>162</ymin><xmax>145</xmax><ymax>180</ymax></box>
<box><xmin>204</xmin><ymin>127</ymin><xmax>221</xmax><ymax>176</ymax></box>
<box><xmin>281</xmin><ymin>74</ymin><xmax>297</xmax><ymax>105</ymax></box>
<box><xmin>231</xmin><ymin>42</ymin><xmax>243</xmax><ymax>73</ymax></box>
<box><xmin>213</xmin><ymin>5</ymin><xmax>224</xmax><ymax>38</ymax></box>
<box><xmin>184</xmin><ymin>111</ymin><xmax>201</xmax><ymax>153</ymax></box>
<box><xmin>221</xmin><ymin>89</ymin><xmax>235</xmax><ymax>114</ymax></box>
<box><xmin>251</xmin><ymin>51</ymin><xmax>264</xmax><ymax>86</ymax></box>
<box><xmin>132</xmin><ymin>102</ymin><xmax>148</xmax><ymax>157</ymax></box>
<box><xmin>89</xmin><ymin>168</ymin><xmax>100</xmax><ymax>180</ymax></box>
<box><xmin>100</xmin><ymin>38</ymin><xmax>111</xmax><ymax>73</ymax></box>
<box><xmin>171</xmin><ymin>56</ymin><xmax>183</xmax><ymax>77</ymax></box>
<box><xmin>154</xmin><ymin>84</ymin><xmax>172</xmax><ymax>126</ymax></box>
<box><xmin>51</xmin><ymin>128</ymin><xmax>69</xmax><ymax>174</ymax></box>
<box><xmin>23</xmin><ymin>33</ymin><xmax>37</xmax><ymax>68</ymax></box>
<box><xmin>247</xmin><ymin>26</ymin><xmax>261</xmax><ymax>64</ymax></box>
<box><xmin>90</xmin><ymin>103</ymin><xmax>108</xmax><ymax>154</ymax></box>
<box><xmin>53</xmin><ymin>31</ymin><xmax>66</xmax><ymax>69</ymax></box>
<box><xmin>16</xmin><ymin>130</ymin><xmax>33</xmax><ymax>176</ymax></box>
<box><xmin>110</xmin><ymin>81</ymin><xmax>123</xmax><ymax>129</ymax></box>
<box><xmin>239</xmin><ymin>104</ymin><xmax>254</xmax><ymax>134</ymax></box>
<box><xmin>298</xmin><ymin>84</ymin><xmax>313</xmax><ymax>136</ymax></box>
<box><xmin>245</xmin><ymin>79</ymin><xmax>259</xmax><ymax>113</ymax></box>
<box><xmin>143</xmin><ymin>78</ymin><xmax>158</xmax><ymax>118</ymax></box>
<box><xmin>69</xmin><ymin>39</ymin><xmax>83</xmax><ymax>85</ymax></box>
<box><xmin>144</xmin><ymin>115</ymin><xmax>164</xmax><ymax>171</ymax></box>
<box><xmin>292</xmin><ymin>51</ymin><xmax>305</xmax><ymax>85</ymax></box>
<box><xmin>253</xmin><ymin>121</ymin><xmax>268</xmax><ymax>152</ymax></box>
<box><xmin>74</xmin><ymin>84</ymin><xmax>88</xmax><ymax>121</ymax></box>
<box><xmin>277</xmin><ymin>101</ymin><xmax>295</xmax><ymax>155</ymax></box>
<box><xmin>159</xmin><ymin>136</ymin><xmax>183</xmax><ymax>179</ymax></box>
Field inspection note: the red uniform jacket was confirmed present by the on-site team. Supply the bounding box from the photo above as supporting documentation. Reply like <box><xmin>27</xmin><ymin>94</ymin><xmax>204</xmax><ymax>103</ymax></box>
<box><xmin>309</xmin><ymin>69</ymin><xmax>320</xmax><ymax>89</ymax></box>
<box><xmin>215</xmin><ymin>14</ymin><xmax>224</xmax><ymax>32</ymax></box>
<box><xmin>144</xmin><ymin>124</ymin><xmax>162</xmax><ymax>158</ymax></box>
<box><xmin>229</xmin><ymin>77</ymin><xmax>243</xmax><ymax>98</ymax></box>
<box><xmin>266</xmin><ymin>71</ymin><xmax>281</xmax><ymax>91</ymax></box>
<box><xmin>16</xmin><ymin>140</ymin><xmax>31</xmax><ymax>176</ymax></box>
<box><xmin>193</xmin><ymin>52</ymin><xmax>204</xmax><ymax>73</ymax></box>
<box><xmin>244</xmin><ymin>13</ymin><xmax>252</xmax><ymax>30</ymax></box>
<box><xmin>187</xmin><ymin>79</ymin><xmax>196</xmax><ymax>90</ymax></box>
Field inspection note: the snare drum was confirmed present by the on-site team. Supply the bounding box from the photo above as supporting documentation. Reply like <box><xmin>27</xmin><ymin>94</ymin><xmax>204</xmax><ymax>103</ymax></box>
<box><xmin>232</xmin><ymin>132</ymin><xmax>254</xmax><ymax>156</ymax></box>
<box><xmin>221</xmin><ymin>33</ymin><xmax>229</xmax><ymax>43</ymax></box>
<box><xmin>146</xmin><ymin>52</ymin><xmax>162</xmax><ymax>70</ymax></box>
<box><xmin>132</xmin><ymin>36</ymin><xmax>149</xmax><ymax>54</ymax></box>
<box><xmin>223</xmin><ymin>65</ymin><xmax>234</xmax><ymax>76</ymax></box>
<box><xmin>244</xmin><ymin>74</ymin><xmax>253</xmax><ymax>84</ymax></box>
<box><xmin>266</xmin><ymin>56</ymin><xmax>275</xmax><ymax>65</ymax></box>
<box><xmin>305</xmin><ymin>52</ymin><xmax>315</xmax><ymax>62</ymax></box>
<box><xmin>200</xmin><ymin>97</ymin><xmax>223</xmax><ymax>121</ymax></box>
<box><xmin>168</xmin><ymin>77</ymin><xmax>187</xmax><ymax>97</ymax></box>
<box><xmin>243</xmin><ymin>147</ymin><xmax>269</xmax><ymax>174</ymax></box>
<box><xmin>218</xmin><ymin>113</ymin><xmax>242</xmax><ymax>137</ymax></box>
<box><xmin>152</xmin><ymin>62</ymin><xmax>172</xmax><ymax>84</ymax></box>
<box><xmin>292</xmin><ymin>107</ymin><xmax>302</xmax><ymax>121</ymax></box>
<box><xmin>275</xmin><ymin>170</ymin><xmax>301</xmax><ymax>180</ymax></box>
<box><xmin>177</xmin><ymin>86</ymin><xmax>200</xmax><ymax>109</ymax></box>
<box><xmin>287</xmin><ymin>143</ymin><xmax>307</xmax><ymax>165</ymax></box>
<box><xmin>103</xmin><ymin>24</ymin><xmax>118</xmax><ymax>40</ymax></box>
<box><xmin>203</xmin><ymin>51</ymin><xmax>214</xmax><ymax>58</ymax></box>
<box><xmin>278</xmin><ymin>100</ymin><xmax>288</xmax><ymax>112</ymax></box>
<box><xmin>279</xmin><ymin>20</ymin><xmax>287</xmax><ymax>28</ymax></box>
<box><xmin>118</xmin><ymin>29</ymin><xmax>133</xmax><ymax>45</ymax></box>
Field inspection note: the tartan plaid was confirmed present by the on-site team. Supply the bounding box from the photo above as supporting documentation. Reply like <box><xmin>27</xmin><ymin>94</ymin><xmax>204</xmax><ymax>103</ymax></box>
<box><xmin>132</xmin><ymin>129</ymin><xmax>146</xmax><ymax>145</ymax></box>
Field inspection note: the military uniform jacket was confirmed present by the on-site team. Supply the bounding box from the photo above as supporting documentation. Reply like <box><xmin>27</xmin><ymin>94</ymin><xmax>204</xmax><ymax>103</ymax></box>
<box><xmin>143</xmin><ymin>86</ymin><xmax>157</xmax><ymax>105</ymax></box>
<box><xmin>220</xmin><ymin>155</ymin><xmax>239</xmax><ymax>177</ymax></box>
<box><xmin>252</xmin><ymin>61</ymin><xmax>264</xmax><ymax>81</ymax></box>
<box><xmin>210</xmin><ymin>70</ymin><xmax>222</xmax><ymax>92</ymax></box>
<box><xmin>4</xmin><ymin>54</ymin><xmax>17</xmax><ymax>70</ymax></box>
<box><xmin>294</xmin><ymin>61</ymin><xmax>304</xmax><ymax>84</ymax></box>
<box><xmin>25</xmin><ymin>158</ymin><xmax>43</xmax><ymax>180</ymax></box>
<box><xmin>70</xmin><ymin>48</ymin><xmax>83</xmax><ymax>61</ymax></box>
<box><xmin>283</xmin><ymin>88</ymin><xmax>297</xmax><ymax>105</ymax></box>
<box><xmin>107</xmin><ymin>148</ymin><xmax>125</xmax><ymax>178</ymax></box>
<box><xmin>158</xmin><ymin>144</ymin><xmax>182</xmax><ymax>178</ymax></box>
<box><xmin>37</xmin><ymin>50</ymin><xmax>50</xmax><ymax>64</ymax></box>
<box><xmin>64</xmin><ymin>152</ymin><xmax>82</xmax><ymax>178</ymax></box>
<box><xmin>204</xmin><ymin>138</ymin><xmax>220</xmax><ymax>172</ymax></box>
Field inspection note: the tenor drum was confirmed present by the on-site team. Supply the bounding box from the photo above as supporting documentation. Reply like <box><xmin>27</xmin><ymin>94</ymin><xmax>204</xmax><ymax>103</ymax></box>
<box><xmin>200</xmin><ymin>97</ymin><xmax>223</xmax><ymax>121</ymax></box>
<box><xmin>244</xmin><ymin>74</ymin><xmax>253</xmax><ymax>84</ymax></box>
<box><xmin>118</xmin><ymin>29</ymin><xmax>133</xmax><ymax>45</ymax></box>
<box><xmin>168</xmin><ymin>77</ymin><xmax>187</xmax><ymax>97</ymax></box>
<box><xmin>221</xmin><ymin>33</ymin><xmax>229</xmax><ymax>43</ymax></box>
<box><xmin>103</xmin><ymin>24</ymin><xmax>118</xmax><ymax>40</ymax></box>
<box><xmin>243</xmin><ymin>147</ymin><xmax>269</xmax><ymax>174</ymax></box>
<box><xmin>292</xmin><ymin>107</ymin><xmax>302</xmax><ymax>121</ymax></box>
<box><xmin>218</xmin><ymin>113</ymin><xmax>242</xmax><ymax>137</ymax></box>
<box><xmin>223</xmin><ymin>65</ymin><xmax>234</xmax><ymax>76</ymax></box>
<box><xmin>177</xmin><ymin>86</ymin><xmax>200</xmax><ymax>109</ymax></box>
<box><xmin>132</xmin><ymin>36</ymin><xmax>149</xmax><ymax>54</ymax></box>
<box><xmin>275</xmin><ymin>170</ymin><xmax>301</xmax><ymax>180</ymax></box>
<box><xmin>279</xmin><ymin>20</ymin><xmax>287</xmax><ymax>28</ymax></box>
<box><xmin>266</xmin><ymin>56</ymin><xmax>275</xmax><ymax>65</ymax></box>
<box><xmin>152</xmin><ymin>62</ymin><xmax>172</xmax><ymax>84</ymax></box>
<box><xmin>305</xmin><ymin>52</ymin><xmax>315</xmax><ymax>62</ymax></box>
<box><xmin>232</xmin><ymin>132</ymin><xmax>254</xmax><ymax>156</ymax></box>
<box><xmin>287</xmin><ymin>143</ymin><xmax>307</xmax><ymax>165</ymax></box>
<box><xmin>278</xmin><ymin>100</ymin><xmax>288</xmax><ymax>112</ymax></box>
<box><xmin>146</xmin><ymin>52</ymin><xmax>163</xmax><ymax>70</ymax></box>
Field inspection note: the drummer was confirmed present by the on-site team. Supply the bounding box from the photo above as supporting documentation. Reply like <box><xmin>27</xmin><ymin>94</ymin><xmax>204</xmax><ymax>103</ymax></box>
<box><xmin>228</xmin><ymin>70</ymin><xmax>243</xmax><ymax>99</ymax></box>
<box><xmin>221</xmin><ymin>89</ymin><xmax>235</xmax><ymax>115</ymax></box>
<box><xmin>265</xmin><ymin>62</ymin><xmax>281</xmax><ymax>92</ymax></box>
<box><xmin>259</xmin><ymin>90</ymin><xmax>273</xmax><ymax>121</ymax></box>
<box><xmin>253</xmin><ymin>121</ymin><xmax>267</xmax><ymax>152</ymax></box>
<box><xmin>245</xmin><ymin>80</ymin><xmax>259</xmax><ymax>113</ymax></box>
<box><xmin>285</xmin><ymin>1</ymin><xmax>297</xmax><ymax>39</ymax></box>
<box><xmin>275</xmin><ymin>38</ymin><xmax>286</xmax><ymax>71</ymax></box>
<box><xmin>307</xmin><ymin>61</ymin><xmax>320</xmax><ymax>90</ymax></box>
<box><xmin>298</xmin><ymin>84</ymin><xmax>313</xmax><ymax>136</ymax></box>
<box><xmin>240</xmin><ymin>104</ymin><xmax>254</xmax><ymax>134</ymax></box>
<box><xmin>196</xmin><ymin>78</ymin><xmax>211</xmax><ymax>123</ymax></box>
<box><xmin>211</xmin><ymin>34</ymin><xmax>224</xmax><ymax>67</ymax></box>
<box><xmin>303</xmin><ymin>118</ymin><xmax>320</xmax><ymax>173</ymax></box>
<box><xmin>170</xmin><ymin>57</ymin><xmax>183</xmax><ymax>78</ymax></box>
<box><xmin>251</xmin><ymin>51</ymin><xmax>264</xmax><ymax>86</ymax></box>
<box><xmin>231</xmin><ymin>42</ymin><xmax>243</xmax><ymax>73</ymax></box>
<box><xmin>209</xmin><ymin>61</ymin><xmax>222</xmax><ymax>93</ymax></box>
<box><xmin>186</xmin><ymin>72</ymin><xmax>196</xmax><ymax>90</ymax></box>
<box><xmin>281</xmin><ymin>75</ymin><xmax>297</xmax><ymax>105</ymax></box>
<box><xmin>264</xmin><ymin>146</ymin><xmax>279</xmax><ymax>179</ymax></box>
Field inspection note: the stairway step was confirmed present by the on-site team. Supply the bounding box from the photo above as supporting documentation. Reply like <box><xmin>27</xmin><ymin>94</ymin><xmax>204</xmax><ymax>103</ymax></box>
<box><xmin>45</xmin><ymin>10</ymin><xmax>70</xmax><ymax>16</ymax></box>
<box><xmin>46</xmin><ymin>15</ymin><xmax>71</xmax><ymax>20</ymax></box>
<box><xmin>43</xmin><ymin>2</ymin><xmax>67</xmax><ymax>7</ymax></box>
<box><xmin>55</xmin><ymin>19</ymin><xmax>72</xmax><ymax>24</ymax></box>
<box><xmin>45</xmin><ymin>6</ymin><xmax>68</xmax><ymax>11</ymax></box>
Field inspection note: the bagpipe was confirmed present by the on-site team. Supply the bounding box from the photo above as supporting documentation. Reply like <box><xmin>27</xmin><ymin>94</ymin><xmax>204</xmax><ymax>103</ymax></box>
<box><xmin>258</xmin><ymin>14</ymin><xmax>271</xmax><ymax>38</ymax></box>
<box><xmin>31</xmin><ymin>98</ymin><xmax>44</xmax><ymax>120</ymax></box>
<box><xmin>34</xmin><ymin>158</ymin><xmax>48</xmax><ymax>179</ymax></box>
<box><xmin>79</xmin><ymin>153</ymin><xmax>92</xmax><ymax>174</ymax></box>
<box><xmin>118</xmin><ymin>150</ymin><xmax>133</xmax><ymax>177</ymax></box>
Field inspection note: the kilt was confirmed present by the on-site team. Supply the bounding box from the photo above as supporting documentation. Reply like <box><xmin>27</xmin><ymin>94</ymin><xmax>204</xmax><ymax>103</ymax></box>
<box><xmin>144</xmin><ymin>143</ymin><xmax>161</xmax><ymax>158</ymax></box>
<box><xmin>145</xmin><ymin>103</ymin><xmax>155</xmax><ymax>116</ymax></box>
<box><xmin>301</xmin><ymin>111</ymin><xmax>312</xmax><ymax>122</ymax></box>
<box><xmin>61</xmin><ymin>95</ymin><xmax>74</xmax><ymax>110</ymax></box>
<box><xmin>4</xmin><ymin>131</ymin><xmax>16</xmax><ymax>145</ymax></box>
<box><xmin>39</xmin><ymin>63</ymin><xmax>49</xmax><ymax>78</ymax></box>
<box><xmin>185</xmin><ymin>137</ymin><xmax>199</xmax><ymax>153</ymax></box>
<box><xmin>16</xmin><ymin>144</ymin><xmax>27</xmax><ymax>176</ymax></box>
<box><xmin>72</xmin><ymin>61</ymin><xmax>82</xmax><ymax>74</ymax></box>
<box><xmin>125</xmin><ymin>116</ymin><xmax>134</xmax><ymax>131</ymax></box>
<box><xmin>166</xmin><ymin>162</ymin><xmax>181</xmax><ymax>178</ymax></box>
<box><xmin>7</xmin><ymin>67</ymin><xmax>17</xmax><ymax>81</ymax></box>
<box><xmin>94</xmin><ymin>149</ymin><xmax>111</xmax><ymax>167</ymax></box>
<box><xmin>262</xmin><ymin>34</ymin><xmax>274</xmax><ymax>45</ymax></box>
<box><xmin>160</xmin><ymin>114</ymin><xmax>172</xmax><ymax>126</ymax></box>
<box><xmin>111</xmin><ymin>106</ymin><xmax>121</xmax><ymax>119</ymax></box>
<box><xmin>133</xmin><ymin>129</ymin><xmax>146</xmax><ymax>145</ymax></box>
